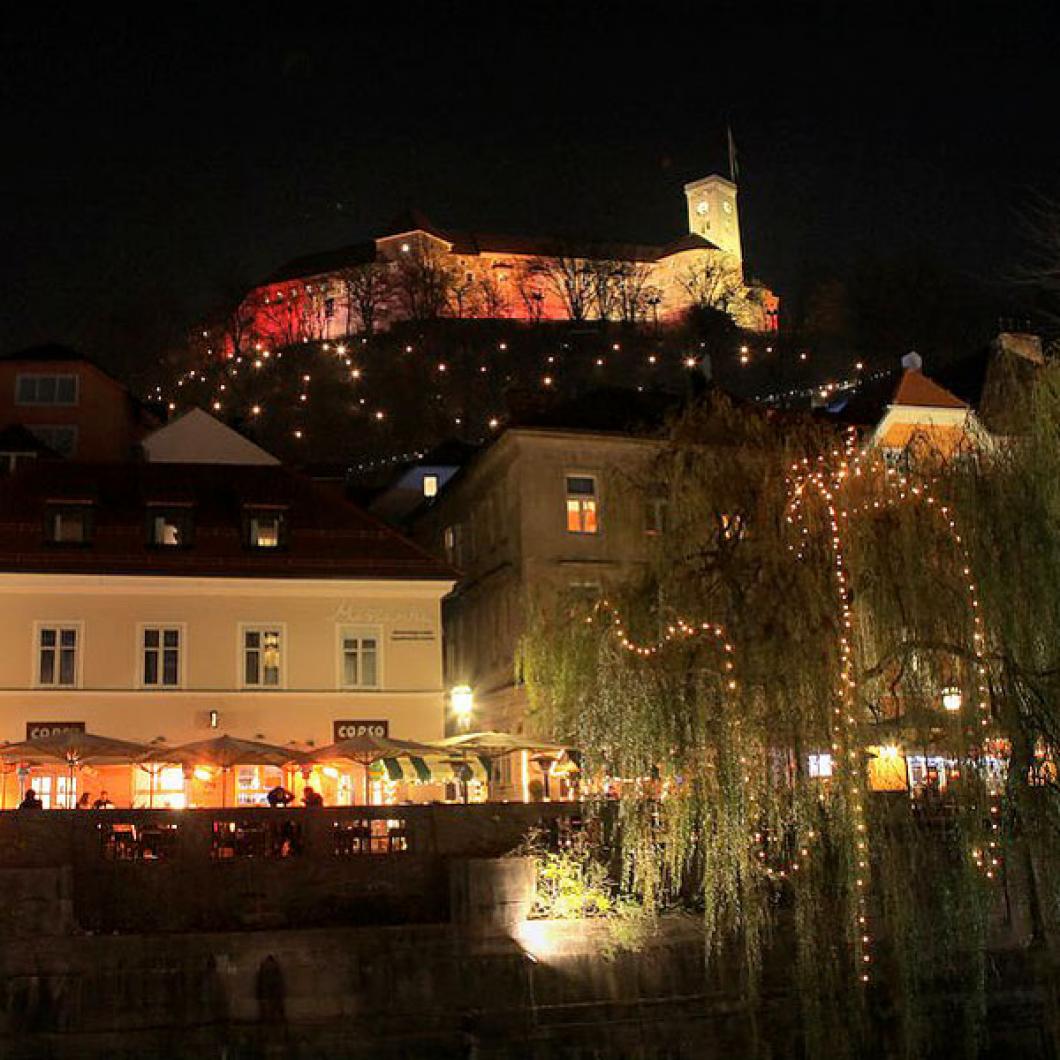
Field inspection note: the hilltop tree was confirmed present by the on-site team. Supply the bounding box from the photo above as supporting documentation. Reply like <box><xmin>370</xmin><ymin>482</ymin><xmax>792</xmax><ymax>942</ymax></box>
<box><xmin>338</xmin><ymin>263</ymin><xmax>393</xmax><ymax>337</ymax></box>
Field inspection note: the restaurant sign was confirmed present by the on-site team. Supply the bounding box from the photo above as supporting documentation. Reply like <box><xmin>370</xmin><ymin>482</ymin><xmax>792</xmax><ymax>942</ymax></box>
<box><xmin>333</xmin><ymin>719</ymin><xmax>389</xmax><ymax>741</ymax></box>
<box><xmin>26</xmin><ymin>721</ymin><xmax>86</xmax><ymax>740</ymax></box>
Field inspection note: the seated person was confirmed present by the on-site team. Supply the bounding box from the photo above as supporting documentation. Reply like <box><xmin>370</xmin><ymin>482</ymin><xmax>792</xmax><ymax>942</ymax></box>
<box><xmin>266</xmin><ymin>784</ymin><xmax>294</xmax><ymax>807</ymax></box>
<box><xmin>92</xmin><ymin>790</ymin><xmax>115</xmax><ymax>810</ymax></box>
<box><xmin>19</xmin><ymin>789</ymin><xmax>43</xmax><ymax>810</ymax></box>
<box><xmin>301</xmin><ymin>786</ymin><xmax>324</xmax><ymax>807</ymax></box>
<box><xmin>76</xmin><ymin>792</ymin><xmax>92</xmax><ymax>809</ymax></box>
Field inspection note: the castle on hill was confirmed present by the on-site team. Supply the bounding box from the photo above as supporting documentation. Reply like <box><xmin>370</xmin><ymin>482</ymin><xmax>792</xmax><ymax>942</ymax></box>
<box><xmin>235</xmin><ymin>174</ymin><xmax>779</xmax><ymax>350</ymax></box>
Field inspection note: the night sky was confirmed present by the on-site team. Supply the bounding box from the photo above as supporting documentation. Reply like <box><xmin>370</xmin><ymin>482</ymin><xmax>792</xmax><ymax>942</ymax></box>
<box><xmin>2</xmin><ymin>3</ymin><xmax>1057</xmax><ymax>384</ymax></box>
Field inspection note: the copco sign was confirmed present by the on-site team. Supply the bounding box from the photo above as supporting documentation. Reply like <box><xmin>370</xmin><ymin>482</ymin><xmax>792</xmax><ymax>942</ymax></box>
<box><xmin>26</xmin><ymin>721</ymin><xmax>86</xmax><ymax>740</ymax></box>
<box><xmin>333</xmin><ymin>720</ymin><xmax>389</xmax><ymax>740</ymax></box>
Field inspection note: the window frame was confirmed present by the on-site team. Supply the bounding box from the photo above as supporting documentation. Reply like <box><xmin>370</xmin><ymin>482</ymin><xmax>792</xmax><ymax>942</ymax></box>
<box><xmin>138</xmin><ymin>623</ymin><xmax>186</xmax><ymax>689</ymax></box>
<box><xmin>242</xmin><ymin>506</ymin><xmax>289</xmax><ymax>550</ymax></box>
<box><xmin>239</xmin><ymin>623</ymin><xmax>286</xmax><ymax>689</ymax></box>
<box><xmin>28</xmin><ymin>425</ymin><xmax>79</xmax><ymax>458</ymax></box>
<box><xmin>644</xmin><ymin>496</ymin><xmax>668</xmax><ymax>536</ymax></box>
<box><xmin>44</xmin><ymin>502</ymin><xmax>94</xmax><ymax>546</ymax></box>
<box><xmin>146</xmin><ymin>504</ymin><xmax>195</xmax><ymax>549</ymax></box>
<box><xmin>34</xmin><ymin>621</ymin><xmax>83</xmax><ymax>689</ymax></box>
<box><xmin>15</xmin><ymin>373</ymin><xmax>80</xmax><ymax>407</ymax></box>
<box><xmin>337</xmin><ymin>625</ymin><xmax>383</xmax><ymax>689</ymax></box>
<box><xmin>564</xmin><ymin>473</ymin><xmax>599</xmax><ymax>535</ymax></box>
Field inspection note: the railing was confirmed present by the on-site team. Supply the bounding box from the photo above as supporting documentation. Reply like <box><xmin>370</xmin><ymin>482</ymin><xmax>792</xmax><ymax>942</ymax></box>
<box><xmin>0</xmin><ymin>802</ymin><xmax>585</xmax><ymax>868</ymax></box>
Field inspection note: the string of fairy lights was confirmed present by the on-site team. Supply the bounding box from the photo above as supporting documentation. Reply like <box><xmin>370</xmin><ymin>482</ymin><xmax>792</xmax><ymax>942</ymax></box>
<box><xmin>583</xmin><ymin>427</ymin><xmax>999</xmax><ymax>990</ymax></box>
<box><xmin>784</xmin><ymin>428</ymin><xmax>875</xmax><ymax>982</ymax></box>
<box><xmin>155</xmin><ymin>330</ymin><xmax>859</xmax><ymax>465</ymax></box>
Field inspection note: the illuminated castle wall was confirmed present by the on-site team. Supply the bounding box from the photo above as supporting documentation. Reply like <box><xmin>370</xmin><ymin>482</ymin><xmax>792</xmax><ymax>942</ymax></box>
<box><xmin>237</xmin><ymin>174</ymin><xmax>778</xmax><ymax>351</ymax></box>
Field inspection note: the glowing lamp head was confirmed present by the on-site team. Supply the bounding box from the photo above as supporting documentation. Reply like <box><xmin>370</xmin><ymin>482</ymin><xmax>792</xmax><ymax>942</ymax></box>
<box><xmin>193</xmin><ymin>766</ymin><xmax>213</xmax><ymax>782</ymax></box>
<box><xmin>322</xmin><ymin>766</ymin><xmax>340</xmax><ymax>780</ymax></box>
<box><xmin>942</xmin><ymin>687</ymin><xmax>963</xmax><ymax>712</ymax></box>
<box><xmin>450</xmin><ymin>685</ymin><xmax>474</xmax><ymax>726</ymax></box>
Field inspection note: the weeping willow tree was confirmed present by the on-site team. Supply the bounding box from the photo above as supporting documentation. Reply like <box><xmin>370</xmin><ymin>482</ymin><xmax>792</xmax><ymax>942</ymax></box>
<box><xmin>519</xmin><ymin>368</ymin><xmax>1060</xmax><ymax>1057</ymax></box>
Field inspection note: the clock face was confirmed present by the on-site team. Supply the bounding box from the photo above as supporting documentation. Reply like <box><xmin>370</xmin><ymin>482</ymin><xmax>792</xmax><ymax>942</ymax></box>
<box><xmin>695</xmin><ymin>200</ymin><xmax>709</xmax><ymax>216</ymax></box>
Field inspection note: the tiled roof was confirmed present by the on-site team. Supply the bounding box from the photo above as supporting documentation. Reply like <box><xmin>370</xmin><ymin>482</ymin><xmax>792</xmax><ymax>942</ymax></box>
<box><xmin>259</xmin><ymin>209</ymin><xmax>716</xmax><ymax>288</ymax></box>
<box><xmin>263</xmin><ymin>241</ymin><xmax>378</xmax><ymax>285</ymax></box>
<box><xmin>891</xmin><ymin>369</ymin><xmax>967</xmax><ymax>410</ymax></box>
<box><xmin>0</xmin><ymin>462</ymin><xmax>456</xmax><ymax>581</ymax></box>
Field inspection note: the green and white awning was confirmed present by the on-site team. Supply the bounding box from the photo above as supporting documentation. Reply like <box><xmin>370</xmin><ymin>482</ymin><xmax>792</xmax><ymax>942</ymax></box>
<box><xmin>371</xmin><ymin>754</ymin><xmax>491</xmax><ymax>784</ymax></box>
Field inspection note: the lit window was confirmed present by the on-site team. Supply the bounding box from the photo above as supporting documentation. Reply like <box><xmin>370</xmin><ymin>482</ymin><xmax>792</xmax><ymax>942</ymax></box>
<box><xmin>45</xmin><ymin>503</ymin><xmax>91</xmax><ymax>544</ymax></box>
<box><xmin>565</xmin><ymin>475</ymin><xmax>598</xmax><ymax>534</ymax></box>
<box><xmin>808</xmin><ymin>753</ymin><xmax>833</xmax><ymax>778</ymax></box>
<box><xmin>15</xmin><ymin>373</ymin><xmax>79</xmax><ymax>406</ymax></box>
<box><xmin>243</xmin><ymin>627</ymin><xmax>282</xmax><ymax>687</ymax></box>
<box><xmin>340</xmin><ymin>631</ymin><xmax>379</xmax><ymax>688</ymax></box>
<box><xmin>39</xmin><ymin>626</ymin><xmax>79</xmax><ymax>686</ymax></box>
<box><xmin>148</xmin><ymin>507</ymin><xmax>193</xmax><ymax>547</ymax></box>
<box><xmin>423</xmin><ymin>474</ymin><xmax>439</xmax><ymax>498</ymax></box>
<box><xmin>245</xmin><ymin>508</ymin><xmax>286</xmax><ymax>548</ymax></box>
<box><xmin>143</xmin><ymin>627</ymin><xmax>181</xmax><ymax>687</ymax></box>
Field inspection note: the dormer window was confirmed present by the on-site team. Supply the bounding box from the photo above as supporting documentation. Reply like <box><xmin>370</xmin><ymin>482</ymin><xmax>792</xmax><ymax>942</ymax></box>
<box><xmin>147</xmin><ymin>505</ymin><xmax>194</xmax><ymax>548</ymax></box>
<box><xmin>245</xmin><ymin>507</ymin><xmax>287</xmax><ymax>549</ymax></box>
<box><xmin>45</xmin><ymin>503</ymin><xmax>92</xmax><ymax>545</ymax></box>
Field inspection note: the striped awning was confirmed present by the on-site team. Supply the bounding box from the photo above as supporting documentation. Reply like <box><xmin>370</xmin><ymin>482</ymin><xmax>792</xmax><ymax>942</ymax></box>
<box><xmin>371</xmin><ymin>754</ymin><xmax>491</xmax><ymax>784</ymax></box>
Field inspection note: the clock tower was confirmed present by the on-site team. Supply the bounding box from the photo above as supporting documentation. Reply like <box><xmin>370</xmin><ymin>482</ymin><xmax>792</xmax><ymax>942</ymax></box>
<box><xmin>683</xmin><ymin>174</ymin><xmax>742</xmax><ymax>262</ymax></box>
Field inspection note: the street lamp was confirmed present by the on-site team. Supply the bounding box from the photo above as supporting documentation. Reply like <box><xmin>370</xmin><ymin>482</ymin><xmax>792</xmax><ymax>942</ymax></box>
<box><xmin>941</xmin><ymin>687</ymin><xmax>963</xmax><ymax>712</ymax></box>
<box><xmin>450</xmin><ymin>685</ymin><xmax>474</xmax><ymax>730</ymax></box>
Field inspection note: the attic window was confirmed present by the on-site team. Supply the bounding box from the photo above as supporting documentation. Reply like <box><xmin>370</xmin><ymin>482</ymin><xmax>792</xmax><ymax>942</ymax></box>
<box><xmin>244</xmin><ymin>507</ymin><xmax>288</xmax><ymax>549</ymax></box>
<box><xmin>45</xmin><ymin>503</ymin><xmax>92</xmax><ymax>545</ymax></box>
<box><xmin>147</xmin><ymin>505</ymin><xmax>194</xmax><ymax>548</ymax></box>
<box><xmin>423</xmin><ymin>475</ymin><xmax>439</xmax><ymax>498</ymax></box>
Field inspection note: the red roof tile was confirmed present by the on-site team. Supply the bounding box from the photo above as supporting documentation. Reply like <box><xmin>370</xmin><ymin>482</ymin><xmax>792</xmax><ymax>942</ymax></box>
<box><xmin>0</xmin><ymin>463</ymin><xmax>456</xmax><ymax>581</ymax></box>
<box><xmin>892</xmin><ymin>370</ymin><xmax>968</xmax><ymax>410</ymax></box>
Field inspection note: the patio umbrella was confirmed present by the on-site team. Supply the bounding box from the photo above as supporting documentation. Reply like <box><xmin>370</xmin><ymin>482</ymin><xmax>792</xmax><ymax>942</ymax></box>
<box><xmin>163</xmin><ymin>735</ymin><xmax>299</xmax><ymax>807</ymax></box>
<box><xmin>0</xmin><ymin>731</ymin><xmax>156</xmax><ymax>808</ymax></box>
<box><xmin>439</xmin><ymin>731</ymin><xmax>569</xmax><ymax>756</ymax></box>
<box><xmin>306</xmin><ymin>735</ymin><xmax>442</xmax><ymax>805</ymax></box>
<box><xmin>440</xmin><ymin>731</ymin><xmax>573</xmax><ymax>799</ymax></box>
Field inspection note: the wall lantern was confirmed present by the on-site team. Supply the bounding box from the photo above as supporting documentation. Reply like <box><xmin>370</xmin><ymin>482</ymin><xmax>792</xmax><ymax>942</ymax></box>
<box><xmin>941</xmin><ymin>688</ymin><xmax>963</xmax><ymax>712</ymax></box>
<box><xmin>450</xmin><ymin>685</ymin><xmax>474</xmax><ymax>728</ymax></box>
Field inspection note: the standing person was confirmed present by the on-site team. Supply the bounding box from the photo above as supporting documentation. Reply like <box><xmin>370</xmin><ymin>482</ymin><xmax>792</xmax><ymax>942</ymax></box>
<box><xmin>19</xmin><ymin>789</ymin><xmax>42</xmax><ymax>810</ymax></box>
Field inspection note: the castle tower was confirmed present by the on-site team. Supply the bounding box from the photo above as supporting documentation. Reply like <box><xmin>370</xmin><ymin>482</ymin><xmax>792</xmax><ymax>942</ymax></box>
<box><xmin>683</xmin><ymin>174</ymin><xmax>742</xmax><ymax>261</ymax></box>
